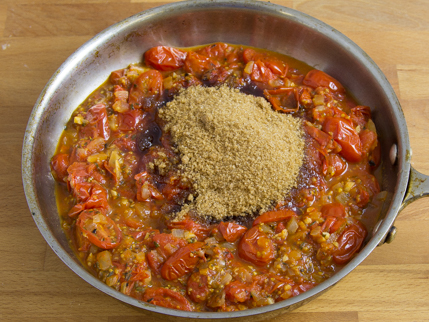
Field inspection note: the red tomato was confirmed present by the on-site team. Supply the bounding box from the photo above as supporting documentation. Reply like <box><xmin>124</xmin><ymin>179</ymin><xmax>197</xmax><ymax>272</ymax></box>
<box><xmin>144</xmin><ymin>46</ymin><xmax>187</xmax><ymax>71</ymax></box>
<box><xmin>238</xmin><ymin>226</ymin><xmax>275</xmax><ymax>266</ymax></box>
<box><xmin>128</xmin><ymin>70</ymin><xmax>163</xmax><ymax>108</ymax></box>
<box><xmin>118</xmin><ymin>109</ymin><xmax>147</xmax><ymax>132</ymax></box>
<box><xmin>161</xmin><ymin>242</ymin><xmax>204</xmax><ymax>280</ymax></box>
<box><xmin>147</xmin><ymin>233</ymin><xmax>187</xmax><ymax>273</ymax></box>
<box><xmin>304</xmin><ymin>122</ymin><xmax>340</xmax><ymax>153</ymax></box>
<box><xmin>243</xmin><ymin>48</ymin><xmax>288</xmax><ymax>77</ymax></box>
<box><xmin>167</xmin><ymin>218</ymin><xmax>211</xmax><ymax>241</ymax></box>
<box><xmin>253</xmin><ymin>209</ymin><xmax>296</xmax><ymax>226</ymax></box>
<box><xmin>350</xmin><ymin>105</ymin><xmax>371</xmax><ymax>127</ymax></box>
<box><xmin>79</xmin><ymin>104</ymin><xmax>110</xmax><ymax>140</ymax></box>
<box><xmin>187</xmin><ymin>272</ymin><xmax>209</xmax><ymax>303</ymax></box>
<box><xmin>321</xmin><ymin>203</ymin><xmax>346</xmax><ymax>218</ymax></box>
<box><xmin>142</xmin><ymin>288</ymin><xmax>193</xmax><ymax>311</ymax></box>
<box><xmin>76</xmin><ymin>209</ymin><xmax>122</xmax><ymax>249</ymax></box>
<box><xmin>50</xmin><ymin>153</ymin><xmax>70</xmax><ymax>182</ymax></box>
<box><xmin>359</xmin><ymin>129</ymin><xmax>378</xmax><ymax>156</ymax></box>
<box><xmin>333</xmin><ymin>222</ymin><xmax>367</xmax><ymax>265</ymax></box>
<box><xmin>323</xmin><ymin>117</ymin><xmax>362</xmax><ymax>162</ymax></box>
<box><xmin>291</xmin><ymin>282</ymin><xmax>315</xmax><ymax>296</ymax></box>
<box><xmin>303</xmin><ymin>69</ymin><xmax>345</xmax><ymax>93</ymax></box>
<box><xmin>184</xmin><ymin>51</ymin><xmax>221</xmax><ymax>77</ymax></box>
<box><xmin>264</xmin><ymin>87</ymin><xmax>299</xmax><ymax>113</ymax></box>
<box><xmin>246</xmin><ymin>60</ymin><xmax>277</xmax><ymax>83</ymax></box>
<box><xmin>322</xmin><ymin>154</ymin><xmax>347</xmax><ymax>176</ymax></box>
<box><xmin>218</xmin><ymin>222</ymin><xmax>247</xmax><ymax>242</ymax></box>
<box><xmin>225</xmin><ymin>280</ymin><xmax>251</xmax><ymax>303</ymax></box>
<box><xmin>198</xmin><ymin>42</ymin><xmax>231</xmax><ymax>61</ymax></box>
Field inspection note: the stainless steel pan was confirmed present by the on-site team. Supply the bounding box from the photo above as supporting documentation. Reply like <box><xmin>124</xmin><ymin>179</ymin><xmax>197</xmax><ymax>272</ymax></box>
<box><xmin>22</xmin><ymin>1</ymin><xmax>429</xmax><ymax>321</ymax></box>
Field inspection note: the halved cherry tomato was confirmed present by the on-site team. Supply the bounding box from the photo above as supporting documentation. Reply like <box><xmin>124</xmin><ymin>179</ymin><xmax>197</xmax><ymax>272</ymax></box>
<box><xmin>117</xmin><ymin>109</ymin><xmax>147</xmax><ymax>132</ymax></box>
<box><xmin>77</xmin><ymin>209</ymin><xmax>122</xmax><ymax>249</ymax></box>
<box><xmin>291</xmin><ymin>282</ymin><xmax>316</xmax><ymax>296</ymax></box>
<box><xmin>184</xmin><ymin>51</ymin><xmax>220</xmax><ymax>78</ymax></box>
<box><xmin>333</xmin><ymin>221</ymin><xmax>367</xmax><ymax>265</ymax></box>
<box><xmin>167</xmin><ymin>218</ymin><xmax>211</xmax><ymax>241</ymax></box>
<box><xmin>143</xmin><ymin>288</ymin><xmax>193</xmax><ymax>311</ymax></box>
<box><xmin>246</xmin><ymin>60</ymin><xmax>277</xmax><ymax>83</ymax></box>
<box><xmin>128</xmin><ymin>70</ymin><xmax>163</xmax><ymax>108</ymax></box>
<box><xmin>350</xmin><ymin>105</ymin><xmax>371</xmax><ymax>127</ymax></box>
<box><xmin>322</xmin><ymin>154</ymin><xmax>347</xmax><ymax>177</ymax></box>
<box><xmin>321</xmin><ymin>202</ymin><xmax>346</xmax><ymax>218</ymax></box>
<box><xmin>323</xmin><ymin>117</ymin><xmax>362</xmax><ymax>162</ymax></box>
<box><xmin>238</xmin><ymin>226</ymin><xmax>275</xmax><ymax>266</ymax></box>
<box><xmin>304</xmin><ymin>122</ymin><xmax>340</xmax><ymax>153</ymax></box>
<box><xmin>218</xmin><ymin>222</ymin><xmax>247</xmax><ymax>242</ymax></box>
<box><xmin>50</xmin><ymin>153</ymin><xmax>70</xmax><ymax>182</ymax></box>
<box><xmin>79</xmin><ymin>104</ymin><xmax>110</xmax><ymax>140</ymax></box>
<box><xmin>243</xmin><ymin>48</ymin><xmax>288</xmax><ymax>77</ymax></box>
<box><xmin>303</xmin><ymin>69</ymin><xmax>345</xmax><ymax>93</ymax></box>
<box><xmin>198</xmin><ymin>42</ymin><xmax>232</xmax><ymax>61</ymax></box>
<box><xmin>147</xmin><ymin>233</ymin><xmax>187</xmax><ymax>273</ymax></box>
<box><xmin>161</xmin><ymin>242</ymin><xmax>204</xmax><ymax>280</ymax></box>
<box><xmin>225</xmin><ymin>280</ymin><xmax>251</xmax><ymax>303</ymax></box>
<box><xmin>187</xmin><ymin>272</ymin><xmax>209</xmax><ymax>303</ymax></box>
<box><xmin>360</xmin><ymin>129</ymin><xmax>378</xmax><ymax>156</ymax></box>
<box><xmin>253</xmin><ymin>209</ymin><xmax>296</xmax><ymax>226</ymax></box>
<box><xmin>144</xmin><ymin>46</ymin><xmax>187</xmax><ymax>71</ymax></box>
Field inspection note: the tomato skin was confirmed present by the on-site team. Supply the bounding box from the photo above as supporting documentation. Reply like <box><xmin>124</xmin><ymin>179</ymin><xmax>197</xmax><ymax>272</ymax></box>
<box><xmin>144</xmin><ymin>46</ymin><xmax>187</xmax><ymax>71</ymax></box>
<box><xmin>79</xmin><ymin>104</ymin><xmax>110</xmax><ymax>140</ymax></box>
<box><xmin>147</xmin><ymin>233</ymin><xmax>187</xmax><ymax>273</ymax></box>
<box><xmin>323</xmin><ymin>117</ymin><xmax>362</xmax><ymax>162</ymax></box>
<box><xmin>321</xmin><ymin>203</ymin><xmax>346</xmax><ymax>218</ymax></box>
<box><xmin>167</xmin><ymin>218</ymin><xmax>211</xmax><ymax>241</ymax></box>
<box><xmin>253</xmin><ymin>209</ymin><xmax>296</xmax><ymax>226</ymax></box>
<box><xmin>187</xmin><ymin>272</ymin><xmax>209</xmax><ymax>303</ymax></box>
<box><xmin>184</xmin><ymin>51</ymin><xmax>221</xmax><ymax>77</ymax></box>
<box><xmin>143</xmin><ymin>288</ymin><xmax>193</xmax><ymax>311</ymax></box>
<box><xmin>333</xmin><ymin>222</ymin><xmax>367</xmax><ymax>265</ymax></box>
<box><xmin>50</xmin><ymin>153</ymin><xmax>70</xmax><ymax>182</ymax></box>
<box><xmin>303</xmin><ymin>69</ymin><xmax>345</xmax><ymax>93</ymax></box>
<box><xmin>161</xmin><ymin>242</ymin><xmax>204</xmax><ymax>280</ymax></box>
<box><xmin>77</xmin><ymin>209</ymin><xmax>122</xmax><ymax>249</ymax></box>
<box><xmin>238</xmin><ymin>226</ymin><xmax>275</xmax><ymax>266</ymax></box>
<box><xmin>323</xmin><ymin>154</ymin><xmax>347</xmax><ymax>177</ymax></box>
<box><xmin>225</xmin><ymin>280</ymin><xmax>251</xmax><ymax>303</ymax></box>
<box><xmin>128</xmin><ymin>70</ymin><xmax>163</xmax><ymax>108</ymax></box>
<box><xmin>218</xmin><ymin>222</ymin><xmax>247</xmax><ymax>242</ymax></box>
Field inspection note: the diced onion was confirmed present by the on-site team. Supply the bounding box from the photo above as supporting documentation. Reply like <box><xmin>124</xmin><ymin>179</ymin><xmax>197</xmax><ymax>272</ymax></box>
<box><xmin>244</xmin><ymin>61</ymin><xmax>254</xmax><ymax>74</ymax></box>
<box><xmin>287</xmin><ymin>217</ymin><xmax>298</xmax><ymax>234</ymax></box>
<box><xmin>171</xmin><ymin>229</ymin><xmax>185</xmax><ymax>238</ymax></box>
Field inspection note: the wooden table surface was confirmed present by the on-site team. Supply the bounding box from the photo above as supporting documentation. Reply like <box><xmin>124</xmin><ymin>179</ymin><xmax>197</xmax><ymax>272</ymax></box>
<box><xmin>1</xmin><ymin>0</ymin><xmax>429</xmax><ymax>321</ymax></box>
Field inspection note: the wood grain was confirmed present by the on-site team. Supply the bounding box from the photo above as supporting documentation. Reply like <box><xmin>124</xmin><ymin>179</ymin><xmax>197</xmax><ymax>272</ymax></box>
<box><xmin>1</xmin><ymin>1</ymin><xmax>429</xmax><ymax>321</ymax></box>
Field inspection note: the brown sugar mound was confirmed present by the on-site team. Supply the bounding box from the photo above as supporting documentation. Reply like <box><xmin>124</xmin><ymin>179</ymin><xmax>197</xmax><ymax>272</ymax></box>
<box><xmin>159</xmin><ymin>85</ymin><xmax>304</xmax><ymax>219</ymax></box>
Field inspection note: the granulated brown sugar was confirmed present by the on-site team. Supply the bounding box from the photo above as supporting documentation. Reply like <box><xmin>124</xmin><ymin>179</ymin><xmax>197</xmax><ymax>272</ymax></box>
<box><xmin>159</xmin><ymin>85</ymin><xmax>304</xmax><ymax>219</ymax></box>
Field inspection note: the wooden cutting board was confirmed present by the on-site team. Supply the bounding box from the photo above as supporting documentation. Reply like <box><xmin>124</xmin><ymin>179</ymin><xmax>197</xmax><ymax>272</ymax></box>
<box><xmin>1</xmin><ymin>0</ymin><xmax>428</xmax><ymax>321</ymax></box>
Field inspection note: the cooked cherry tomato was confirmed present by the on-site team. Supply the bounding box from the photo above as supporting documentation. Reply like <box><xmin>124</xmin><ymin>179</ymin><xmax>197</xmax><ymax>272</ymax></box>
<box><xmin>79</xmin><ymin>104</ymin><xmax>110</xmax><ymax>140</ymax></box>
<box><xmin>322</xmin><ymin>153</ymin><xmax>347</xmax><ymax>177</ymax></box>
<box><xmin>128</xmin><ymin>70</ymin><xmax>163</xmax><ymax>108</ymax></box>
<box><xmin>76</xmin><ymin>209</ymin><xmax>122</xmax><ymax>249</ymax></box>
<box><xmin>117</xmin><ymin>109</ymin><xmax>147</xmax><ymax>132</ymax></box>
<box><xmin>218</xmin><ymin>222</ymin><xmax>247</xmax><ymax>242</ymax></box>
<box><xmin>50</xmin><ymin>153</ymin><xmax>70</xmax><ymax>182</ymax></box>
<box><xmin>323</xmin><ymin>117</ymin><xmax>362</xmax><ymax>162</ymax></box>
<box><xmin>167</xmin><ymin>218</ymin><xmax>211</xmax><ymax>241</ymax></box>
<box><xmin>321</xmin><ymin>202</ymin><xmax>346</xmax><ymax>218</ymax></box>
<box><xmin>184</xmin><ymin>51</ymin><xmax>220</xmax><ymax>78</ymax></box>
<box><xmin>187</xmin><ymin>272</ymin><xmax>209</xmax><ymax>303</ymax></box>
<box><xmin>246</xmin><ymin>60</ymin><xmax>276</xmax><ymax>83</ymax></box>
<box><xmin>243</xmin><ymin>48</ymin><xmax>288</xmax><ymax>77</ymax></box>
<box><xmin>161</xmin><ymin>242</ymin><xmax>204</xmax><ymax>280</ymax></box>
<box><xmin>143</xmin><ymin>288</ymin><xmax>193</xmax><ymax>311</ymax></box>
<box><xmin>303</xmin><ymin>69</ymin><xmax>345</xmax><ymax>93</ymax></box>
<box><xmin>350</xmin><ymin>105</ymin><xmax>371</xmax><ymax>127</ymax></box>
<box><xmin>225</xmin><ymin>280</ymin><xmax>251</xmax><ymax>303</ymax></box>
<box><xmin>264</xmin><ymin>87</ymin><xmax>299</xmax><ymax>113</ymax></box>
<box><xmin>360</xmin><ymin>129</ymin><xmax>378</xmax><ymax>156</ymax></box>
<box><xmin>144</xmin><ymin>46</ymin><xmax>187</xmax><ymax>71</ymax></box>
<box><xmin>238</xmin><ymin>226</ymin><xmax>275</xmax><ymax>266</ymax></box>
<box><xmin>333</xmin><ymin>222</ymin><xmax>367</xmax><ymax>265</ymax></box>
<box><xmin>253</xmin><ymin>209</ymin><xmax>296</xmax><ymax>226</ymax></box>
<box><xmin>147</xmin><ymin>233</ymin><xmax>187</xmax><ymax>273</ymax></box>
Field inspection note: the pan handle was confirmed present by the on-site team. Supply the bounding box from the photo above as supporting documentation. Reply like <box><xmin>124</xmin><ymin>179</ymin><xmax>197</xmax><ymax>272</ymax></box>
<box><xmin>400</xmin><ymin>166</ymin><xmax>429</xmax><ymax>210</ymax></box>
<box><xmin>376</xmin><ymin>166</ymin><xmax>429</xmax><ymax>245</ymax></box>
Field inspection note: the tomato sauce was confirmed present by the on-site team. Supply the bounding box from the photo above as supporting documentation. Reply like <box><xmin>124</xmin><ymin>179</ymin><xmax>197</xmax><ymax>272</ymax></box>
<box><xmin>51</xmin><ymin>43</ymin><xmax>382</xmax><ymax>312</ymax></box>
